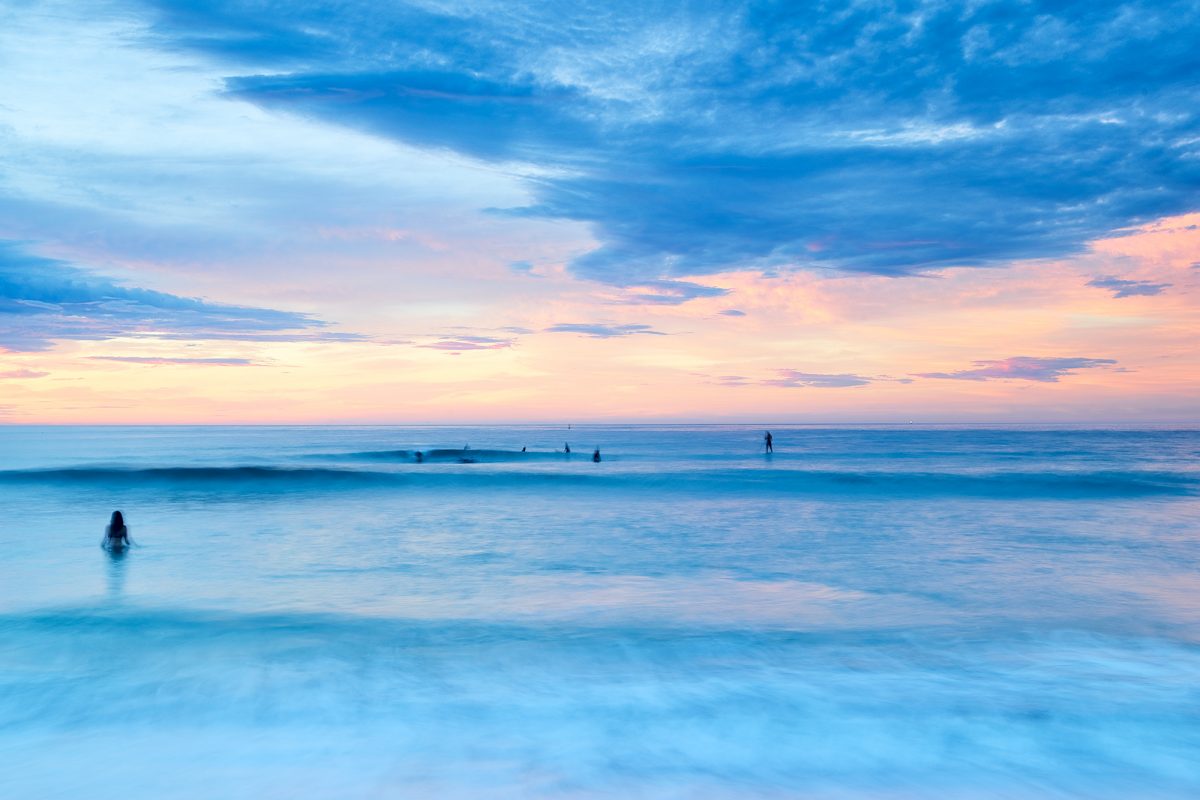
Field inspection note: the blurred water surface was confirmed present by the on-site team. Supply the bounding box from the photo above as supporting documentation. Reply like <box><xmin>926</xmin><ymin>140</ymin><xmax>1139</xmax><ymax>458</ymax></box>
<box><xmin>1</xmin><ymin>424</ymin><xmax>1198</xmax><ymax>798</ymax></box>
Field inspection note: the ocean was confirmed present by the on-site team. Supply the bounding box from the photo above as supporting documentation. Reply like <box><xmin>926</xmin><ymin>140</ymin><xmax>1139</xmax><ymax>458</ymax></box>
<box><xmin>1</xmin><ymin>424</ymin><xmax>1198</xmax><ymax>798</ymax></box>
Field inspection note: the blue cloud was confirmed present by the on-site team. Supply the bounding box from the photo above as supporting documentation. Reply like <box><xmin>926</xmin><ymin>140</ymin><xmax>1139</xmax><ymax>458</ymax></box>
<box><xmin>0</xmin><ymin>242</ymin><xmax>342</xmax><ymax>352</ymax></box>
<box><xmin>1087</xmin><ymin>276</ymin><xmax>1171</xmax><ymax>298</ymax></box>
<box><xmin>224</xmin><ymin>70</ymin><xmax>596</xmax><ymax>163</ymax></box>
<box><xmin>719</xmin><ymin>309</ymin><xmax>746</xmax><ymax>317</ymax></box>
<box><xmin>140</xmin><ymin>0</ymin><xmax>1200</xmax><ymax>285</ymax></box>
<box><xmin>917</xmin><ymin>356</ymin><xmax>1117</xmax><ymax>382</ymax></box>
<box><xmin>616</xmin><ymin>280</ymin><xmax>729</xmax><ymax>305</ymax></box>
<box><xmin>544</xmin><ymin>323</ymin><xmax>666</xmax><ymax>339</ymax></box>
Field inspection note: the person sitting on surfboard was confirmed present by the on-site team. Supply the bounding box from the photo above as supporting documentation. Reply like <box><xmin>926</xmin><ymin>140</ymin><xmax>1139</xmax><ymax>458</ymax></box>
<box><xmin>103</xmin><ymin>510</ymin><xmax>132</xmax><ymax>549</ymax></box>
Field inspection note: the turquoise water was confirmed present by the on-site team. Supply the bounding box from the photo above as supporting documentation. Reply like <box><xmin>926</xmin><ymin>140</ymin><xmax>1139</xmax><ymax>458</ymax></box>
<box><xmin>1</xmin><ymin>425</ymin><xmax>1198</xmax><ymax>798</ymax></box>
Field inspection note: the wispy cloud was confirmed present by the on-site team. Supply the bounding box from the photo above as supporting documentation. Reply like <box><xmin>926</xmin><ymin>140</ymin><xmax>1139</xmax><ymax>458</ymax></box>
<box><xmin>613</xmin><ymin>280</ymin><xmax>729</xmax><ymax>306</ymax></box>
<box><xmin>0</xmin><ymin>243</ymin><xmax>344</xmax><ymax>352</ymax></box>
<box><xmin>1086</xmin><ymin>276</ymin><xmax>1171</xmax><ymax>298</ymax></box>
<box><xmin>0</xmin><ymin>369</ymin><xmax>49</xmax><ymax>379</ymax></box>
<box><xmin>508</xmin><ymin>260</ymin><xmax>540</xmax><ymax>277</ymax></box>
<box><xmin>917</xmin><ymin>356</ymin><xmax>1117</xmax><ymax>383</ymax></box>
<box><xmin>418</xmin><ymin>335</ymin><xmax>514</xmax><ymax>353</ymax></box>
<box><xmin>143</xmin><ymin>332</ymin><xmax>365</xmax><ymax>342</ymax></box>
<box><xmin>88</xmin><ymin>356</ymin><xmax>257</xmax><ymax>366</ymax></box>
<box><xmin>719</xmin><ymin>369</ymin><xmax>912</xmax><ymax>388</ymax></box>
<box><xmin>763</xmin><ymin>370</ymin><xmax>876</xmax><ymax>389</ymax></box>
<box><xmin>544</xmin><ymin>323</ymin><xmax>666</xmax><ymax>339</ymax></box>
<box><xmin>718</xmin><ymin>309</ymin><xmax>746</xmax><ymax>317</ymax></box>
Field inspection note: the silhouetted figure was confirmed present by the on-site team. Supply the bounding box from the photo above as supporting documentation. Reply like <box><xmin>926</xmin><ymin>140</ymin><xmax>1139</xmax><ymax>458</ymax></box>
<box><xmin>521</xmin><ymin>446</ymin><xmax>526</xmax><ymax>452</ymax></box>
<box><xmin>415</xmin><ymin>451</ymin><xmax>423</xmax><ymax>463</ymax></box>
<box><xmin>564</xmin><ymin>443</ymin><xmax>571</xmax><ymax>454</ymax></box>
<box><xmin>764</xmin><ymin>431</ymin><xmax>773</xmax><ymax>453</ymax></box>
<box><xmin>592</xmin><ymin>448</ymin><xmax>601</xmax><ymax>462</ymax></box>
<box><xmin>103</xmin><ymin>510</ymin><xmax>131</xmax><ymax>550</ymax></box>
<box><xmin>464</xmin><ymin>443</ymin><xmax>470</xmax><ymax>451</ymax></box>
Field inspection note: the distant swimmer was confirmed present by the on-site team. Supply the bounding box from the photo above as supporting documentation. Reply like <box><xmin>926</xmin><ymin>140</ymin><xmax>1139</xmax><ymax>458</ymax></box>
<box><xmin>564</xmin><ymin>442</ymin><xmax>571</xmax><ymax>454</ymax></box>
<box><xmin>592</xmin><ymin>448</ymin><xmax>601</xmax><ymax>463</ymax></box>
<box><xmin>464</xmin><ymin>443</ymin><xmax>470</xmax><ymax>451</ymax></box>
<box><xmin>102</xmin><ymin>510</ymin><xmax>131</xmax><ymax>550</ymax></box>
<box><xmin>521</xmin><ymin>446</ymin><xmax>526</xmax><ymax>452</ymax></box>
<box><xmin>415</xmin><ymin>451</ymin><xmax>423</xmax><ymax>463</ymax></box>
<box><xmin>764</xmin><ymin>431</ymin><xmax>773</xmax><ymax>453</ymax></box>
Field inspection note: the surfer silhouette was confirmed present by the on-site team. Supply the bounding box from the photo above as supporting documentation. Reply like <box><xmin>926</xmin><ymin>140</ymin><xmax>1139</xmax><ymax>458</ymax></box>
<box><xmin>764</xmin><ymin>431</ymin><xmax>773</xmax><ymax>453</ymax></box>
<box><xmin>564</xmin><ymin>443</ymin><xmax>571</xmax><ymax>454</ymax></box>
<box><xmin>592</xmin><ymin>448</ymin><xmax>601</xmax><ymax>462</ymax></box>
<box><xmin>103</xmin><ymin>510</ymin><xmax>131</xmax><ymax>550</ymax></box>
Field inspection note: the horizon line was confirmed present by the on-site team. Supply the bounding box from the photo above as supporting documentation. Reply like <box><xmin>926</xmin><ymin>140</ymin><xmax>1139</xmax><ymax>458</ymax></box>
<box><xmin>1</xmin><ymin>421</ymin><xmax>1197</xmax><ymax>428</ymax></box>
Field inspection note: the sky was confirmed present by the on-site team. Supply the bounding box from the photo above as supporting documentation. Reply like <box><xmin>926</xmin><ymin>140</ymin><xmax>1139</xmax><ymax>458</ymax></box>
<box><xmin>0</xmin><ymin>0</ymin><xmax>1197</xmax><ymax>423</ymax></box>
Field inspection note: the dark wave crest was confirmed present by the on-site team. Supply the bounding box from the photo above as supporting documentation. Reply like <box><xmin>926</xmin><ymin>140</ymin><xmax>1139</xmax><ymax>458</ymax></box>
<box><xmin>0</xmin><ymin>466</ymin><xmax>397</xmax><ymax>487</ymax></box>
<box><xmin>0</xmin><ymin>465</ymin><xmax>1194</xmax><ymax>498</ymax></box>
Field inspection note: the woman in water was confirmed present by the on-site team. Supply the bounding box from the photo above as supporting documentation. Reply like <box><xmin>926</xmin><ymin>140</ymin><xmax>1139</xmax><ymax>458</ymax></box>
<box><xmin>103</xmin><ymin>510</ymin><xmax>132</xmax><ymax>550</ymax></box>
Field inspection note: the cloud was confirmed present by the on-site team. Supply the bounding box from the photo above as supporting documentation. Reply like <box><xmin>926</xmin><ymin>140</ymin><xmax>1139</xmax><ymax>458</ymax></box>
<box><xmin>224</xmin><ymin>69</ymin><xmax>596</xmax><ymax>163</ymax></box>
<box><xmin>143</xmin><ymin>332</ymin><xmax>365</xmax><ymax>342</ymax></box>
<box><xmin>1086</xmin><ymin>276</ymin><xmax>1172</xmax><ymax>298</ymax></box>
<box><xmin>763</xmin><ymin>370</ymin><xmax>875</xmax><ymax>388</ymax></box>
<box><xmin>614</xmin><ymin>280</ymin><xmax>729</xmax><ymax>305</ymax></box>
<box><xmin>418</xmin><ymin>335</ymin><xmax>513</xmax><ymax>352</ymax></box>
<box><xmin>544</xmin><ymin>323</ymin><xmax>666</xmax><ymax>339</ymax></box>
<box><xmin>508</xmin><ymin>260</ymin><xmax>539</xmax><ymax>277</ymax></box>
<box><xmin>719</xmin><ymin>309</ymin><xmax>746</xmax><ymax>317</ymax></box>
<box><xmin>917</xmin><ymin>356</ymin><xmax>1117</xmax><ymax>383</ymax></box>
<box><xmin>88</xmin><ymin>356</ymin><xmax>256</xmax><ymax>365</ymax></box>
<box><xmin>719</xmin><ymin>370</ymin><xmax>911</xmax><ymax>388</ymax></box>
<box><xmin>147</xmin><ymin>0</ymin><xmax>1200</xmax><ymax>286</ymax></box>
<box><xmin>0</xmin><ymin>242</ymin><xmax>343</xmax><ymax>352</ymax></box>
<box><xmin>0</xmin><ymin>369</ymin><xmax>49</xmax><ymax>379</ymax></box>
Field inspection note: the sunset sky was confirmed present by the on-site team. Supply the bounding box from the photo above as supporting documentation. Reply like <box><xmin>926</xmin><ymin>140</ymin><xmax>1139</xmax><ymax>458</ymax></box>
<box><xmin>1</xmin><ymin>0</ymin><xmax>1197</xmax><ymax>423</ymax></box>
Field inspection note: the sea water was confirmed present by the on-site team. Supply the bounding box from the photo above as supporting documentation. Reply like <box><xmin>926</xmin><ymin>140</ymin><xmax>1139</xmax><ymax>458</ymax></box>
<box><xmin>0</xmin><ymin>424</ymin><xmax>1198</xmax><ymax>798</ymax></box>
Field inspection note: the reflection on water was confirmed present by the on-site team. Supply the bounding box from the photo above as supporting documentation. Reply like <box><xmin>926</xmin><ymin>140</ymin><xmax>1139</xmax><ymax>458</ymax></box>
<box><xmin>104</xmin><ymin>545</ymin><xmax>128</xmax><ymax>601</ymax></box>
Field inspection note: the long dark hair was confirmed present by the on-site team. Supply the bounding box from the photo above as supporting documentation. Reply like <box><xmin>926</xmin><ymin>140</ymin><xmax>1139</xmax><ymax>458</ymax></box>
<box><xmin>109</xmin><ymin>510</ymin><xmax>125</xmax><ymax>530</ymax></box>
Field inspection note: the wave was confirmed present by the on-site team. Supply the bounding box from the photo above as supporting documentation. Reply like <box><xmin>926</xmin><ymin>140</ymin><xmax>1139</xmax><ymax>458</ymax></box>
<box><xmin>0</xmin><ymin>466</ymin><xmax>399</xmax><ymax>487</ymax></box>
<box><xmin>327</xmin><ymin>448</ymin><xmax>573</xmax><ymax>463</ymax></box>
<box><xmin>0</xmin><ymin>465</ymin><xmax>1194</xmax><ymax>498</ymax></box>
